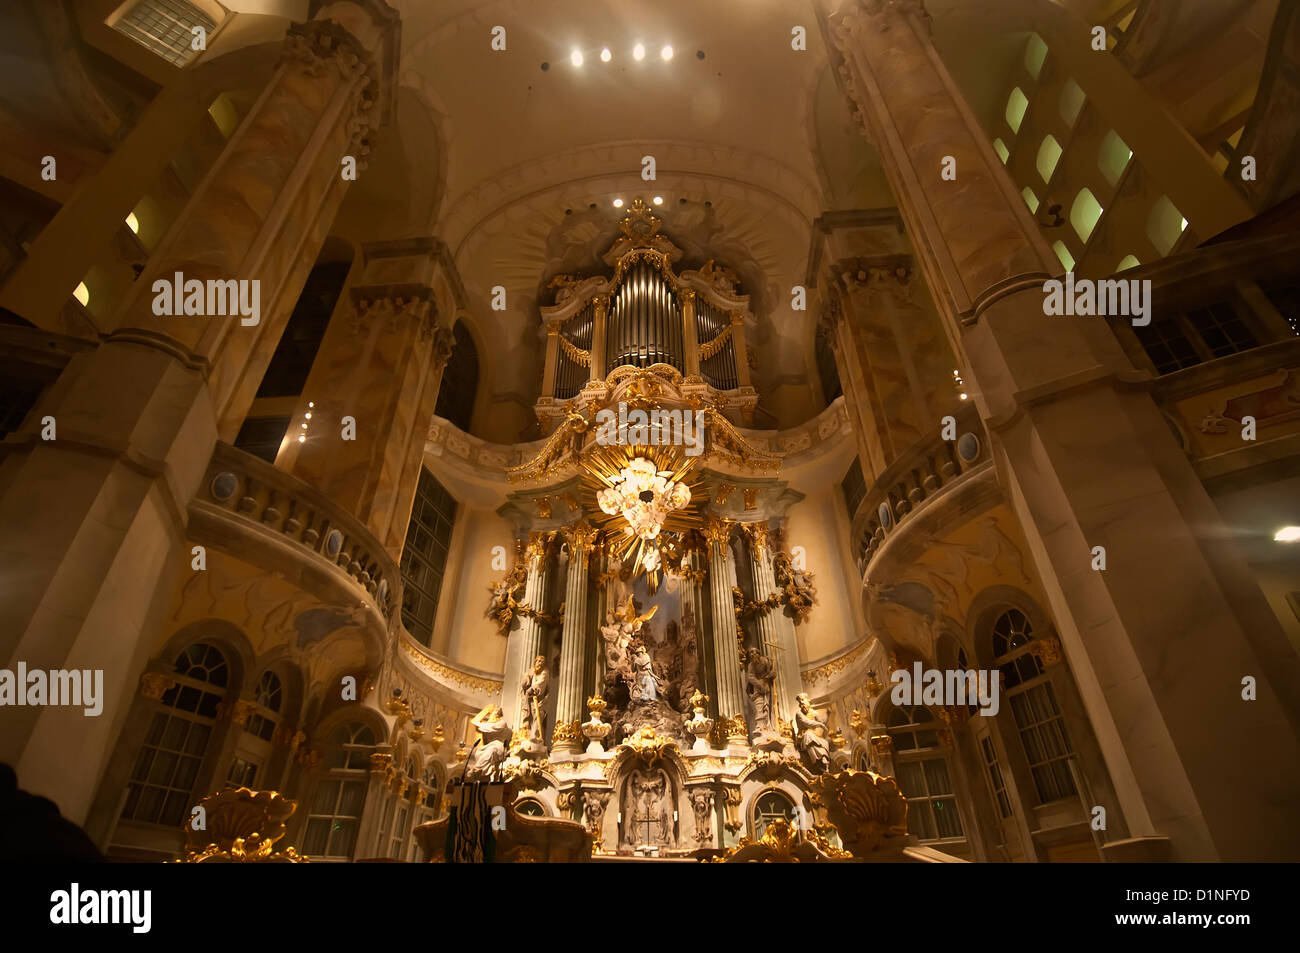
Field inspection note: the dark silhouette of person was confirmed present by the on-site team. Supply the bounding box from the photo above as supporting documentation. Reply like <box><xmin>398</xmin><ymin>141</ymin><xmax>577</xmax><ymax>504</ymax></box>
<box><xmin>0</xmin><ymin>763</ymin><xmax>103</xmax><ymax>862</ymax></box>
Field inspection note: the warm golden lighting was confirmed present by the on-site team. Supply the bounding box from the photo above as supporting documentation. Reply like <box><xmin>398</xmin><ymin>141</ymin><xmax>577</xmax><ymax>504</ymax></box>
<box><xmin>125</xmin><ymin>212</ymin><xmax>139</xmax><ymax>234</ymax></box>
<box><xmin>570</xmin><ymin>49</ymin><xmax>583</xmax><ymax>67</ymax></box>
<box><xmin>661</xmin><ymin>44</ymin><xmax>674</xmax><ymax>61</ymax></box>
<box><xmin>73</xmin><ymin>282</ymin><xmax>89</xmax><ymax>306</ymax></box>
<box><xmin>632</xmin><ymin>42</ymin><xmax>645</xmax><ymax>60</ymax></box>
<box><xmin>1275</xmin><ymin>526</ymin><xmax>1300</xmax><ymax>542</ymax></box>
<box><xmin>613</xmin><ymin>197</ymin><xmax>624</xmax><ymax>208</ymax></box>
<box><xmin>600</xmin><ymin>47</ymin><xmax>611</xmax><ymax>62</ymax></box>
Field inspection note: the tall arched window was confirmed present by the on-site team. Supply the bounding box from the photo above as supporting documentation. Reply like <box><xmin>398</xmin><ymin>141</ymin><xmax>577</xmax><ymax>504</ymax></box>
<box><xmin>433</xmin><ymin>320</ymin><xmax>479</xmax><ymax>432</ymax></box>
<box><xmin>752</xmin><ymin>789</ymin><xmax>795</xmax><ymax>837</ymax></box>
<box><xmin>226</xmin><ymin>670</ymin><xmax>283</xmax><ymax>788</ymax></box>
<box><xmin>887</xmin><ymin>704</ymin><xmax>964</xmax><ymax>842</ymax></box>
<box><xmin>122</xmin><ymin>643</ymin><xmax>229</xmax><ymax>827</ymax></box>
<box><xmin>993</xmin><ymin>608</ymin><xmax>1077</xmax><ymax>803</ymax></box>
<box><xmin>400</xmin><ymin>468</ymin><xmax>458</xmax><ymax>645</ymax></box>
<box><xmin>303</xmin><ymin>722</ymin><xmax>375</xmax><ymax>861</ymax></box>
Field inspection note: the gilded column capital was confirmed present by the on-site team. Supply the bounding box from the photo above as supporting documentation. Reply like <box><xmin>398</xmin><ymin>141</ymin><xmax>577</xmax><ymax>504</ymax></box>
<box><xmin>702</xmin><ymin>515</ymin><xmax>734</xmax><ymax>548</ymax></box>
<box><xmin>739</xmin><ymin>520</ymin><xmax>770</xmax><ymax>559</ymax></box>
<box><xmin>525</xmin><ymin>530</ymin><xmax>555</xmax><ymax>569</ymax></box>
<box><xmin>561</xmin><ymin>520</ymin><xmax>598</xmax><ymax>566</ymax></box>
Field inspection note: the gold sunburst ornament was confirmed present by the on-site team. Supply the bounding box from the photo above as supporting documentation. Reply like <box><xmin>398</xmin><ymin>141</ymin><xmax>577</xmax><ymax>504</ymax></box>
<box><xmin>583</xmin><ymin>443</ymin><xmax>701</xmax><ymax>589</ymax></box>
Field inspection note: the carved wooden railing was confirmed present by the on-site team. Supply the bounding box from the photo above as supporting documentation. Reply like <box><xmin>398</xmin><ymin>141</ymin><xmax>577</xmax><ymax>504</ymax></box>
<box><xmin>195</xmin><ymin>442</ymin><xmax>400</xmax><ymax>622</ymax></box>
<box><xmin>851</xmin><ymin>404</ymin><xmax>988</xmax><ymax>572</ymax></box>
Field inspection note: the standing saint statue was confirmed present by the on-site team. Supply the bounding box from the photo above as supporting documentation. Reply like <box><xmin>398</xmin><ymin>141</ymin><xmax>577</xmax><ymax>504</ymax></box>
<box><xmin>745</xmin><ymin>650</ymin><xmax>777</xmax><ymax>731</ymax></box>
<box><xmin>519</xmin><ymin>655</ymin><xmax>550</xmax><ymax>742</ymax></box>
<box><xmin>629</xmin><ymin>640</ymin><xmax>660</xmax><ymax>703</ymax></box>
<box><xmin>793</xmin><ymin>692</ymin><xmax>832</xmax><ymax>775</ymax></box>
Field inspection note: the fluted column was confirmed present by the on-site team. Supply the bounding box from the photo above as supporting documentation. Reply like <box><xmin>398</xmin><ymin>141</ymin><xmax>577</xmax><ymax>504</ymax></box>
<box><xmin>553</xmin><ymin>522</ymin><xmax>595</xmax><ymax>754</ymax></box>
<box><xmin>832</xmin><ymin>0</ymin><xmax>1300</xmax><ymax>861</ymax></box>
<box><xmin>741</xmin><ymin>522</ymin><xmax>800</xmax><ymax>730</ymax></box>
<box><xmin>502</xmin><ymin>532</ymin><xmax>554</xmax><ymax>738</ymax></box>
<box><xmin>704</xmin><ymin>517</ymin><xmax>746</xmax><ymax>744</ymax></box>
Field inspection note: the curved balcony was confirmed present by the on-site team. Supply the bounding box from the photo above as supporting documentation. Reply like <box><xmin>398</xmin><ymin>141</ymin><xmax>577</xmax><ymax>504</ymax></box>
<box><xmin>851</xmin><ymin>404</ymin><xmax>991</xmax><ymax>575</ymax></box>
<box><xmin>188</xmin><ymin>442</ymin><xmax>400</xmax><ymax>643</ymax></box>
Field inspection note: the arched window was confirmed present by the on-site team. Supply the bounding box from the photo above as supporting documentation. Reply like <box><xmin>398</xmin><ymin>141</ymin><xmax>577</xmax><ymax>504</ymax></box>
<box><xmin>400</xmin><ymin>468</ymin><xmax>458</xmax><ymax>646</ymax></box>
<box><xmin>515</xmin><ymin>798</ymin><xmax>546</xmax><ymax>817</ymax></box>
<box><xmin>226</xmin><ymin>670</ymin><xmax>283</xmax><ymax>788</ymax></box>
<box><xmin>752</xmin><ymin>789</ymin><xmax>795</xmax><ymax>837</ymax></box>
<box><xmin>433</xmin><ymin>320</ymin><xmax>479</xmax><ymax>432</ymax></box>
<box><xmin>887</xmin><ymin>704</ymin><xmax>964</xmax><ymax>842</ymax></box>
<box><xmin>993</xmin><ymin>608</ymin><xmax>1077</xmax><ymax>803</ymax></box>
<box><xmin>303</xmin><ymin>722</ymin><xmax>375</xmax><ymax>860</ymax></box>
<box><xmin>122</xmin><ymin>643</ymin><xmax>229</xmax><ymax>827</ymax></box>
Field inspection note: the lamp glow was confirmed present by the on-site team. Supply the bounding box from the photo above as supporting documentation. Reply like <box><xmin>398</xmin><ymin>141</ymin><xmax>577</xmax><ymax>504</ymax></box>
<box><xmin>661</xmin><ymin>44</ymin><xmax>673</xmax><ymax>61</ymax></box>
<box><xmin>600</xmin><ymin>48</ymin><xmax>611</xmax><ymax>62</ymax></box>
<box><xmin>1275</xmin><ymin>526</ymin><xmax>1300</xmax><ymax>542</ymax></box>
<box><xmin>570</xmin><ymin>49</ymin><xmax>583</xmax><ymax>67</ymax></box>
<box><xmin>652</xmin><ymin>196</ymin><xmax>663</xmax><ymax>205</ymax></box>
<box><xmin>633</xmin><ymin>42</ymin><xmax>645</xmax><ymax>60</ymax></box>
<box><xmin>125</xmin><ymin>212</ymin><xmax>139</xmax><ymax>234</ymax></box>
<box><xmin>613</xmin><ymin>198</ymin><xmax>624</xmax><ymax>208</ymax></box>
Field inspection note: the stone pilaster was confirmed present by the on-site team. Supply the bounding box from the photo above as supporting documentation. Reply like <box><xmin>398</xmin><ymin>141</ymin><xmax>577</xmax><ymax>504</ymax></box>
<box><xmin>704</xmin><ymin>517</ymin><xmax>746</xmax><ymax>744</ymax></box>
<box><xmin>276</xmin><ymin>238</ymin><xmax>454</xmax><ymax>557</ymax></box>
<box><xmin>741</xmin><ymin>522</ymin><xmax>799</xmax><ymax>730</ymax></box>
<box><xmin>831</xmin><ymin>0</ymin><xmax>1300</xmax><ymax>861</ymax></box>
<box><xmin>553</xmin><ymin>522</ymin><xmax>595</xmax><ymax>753</ymax></box>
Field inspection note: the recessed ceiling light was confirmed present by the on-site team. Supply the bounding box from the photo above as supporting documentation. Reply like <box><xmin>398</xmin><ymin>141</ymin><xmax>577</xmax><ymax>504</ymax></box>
<box><xmin>305</xmin><ymin>412</ymin><xmax>312</xmax><ymax>420</ymax></box>
<box><xmin>301</xmin><ymin>422</ymin><xmax>308</xmax><ymax>429</ymax></box>
<box><xmin>633</xmin><ymin>42</ymin><xmax>645</xmax><ymax>61</ymax></box>
<box><xmin>297</xmin><ymin>435</ymin><xmax>305</xmax><ymax>443</ymax></box>
<box><xmin>1275</xmin><ymin>526</ymin><xmax>1300</xmax><ymax>542</ymax></box>
<box><xmin>613</xmin><ymin>198</ymin><xmax>624</xmax><ymax>208</ymax></box>
<box><xmin>570</xmin><ymin>49</ymin><xmax>583</xmax><ymax>67</ymax></box>
<box><xmin>308</xmin><ymin>402</ymin><xmax>314</xmax><ymax>408</ymax></box>
<box><xmin>652</xmin><ymin>196</ymin><xmax>663</xmax><ymax>205</ymax></box>
<box><xmin>661</xmin><ymin>44</ymin><xmax>674</xmax><ymax>61</ymax></box>
<box><xmin>960</xmin><ymin>393</ymin><xmax>968</xmax><ymax>400</ymax></box>
<box><xmin>601</xmin><ymin>48</ymin><xmax>612</xmax><ymax>62</ymax></box>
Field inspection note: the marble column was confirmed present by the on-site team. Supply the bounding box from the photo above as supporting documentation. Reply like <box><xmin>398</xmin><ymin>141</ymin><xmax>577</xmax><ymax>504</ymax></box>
<box><xmin>704</xmin><ymin>517</ymin><xmax>747</xmax><ymax>744</ymax></box>
<box><xmin>553</xmin><ymin>522</ymin><xmax>595</xmax><ymax>754</ymax></box>
<box><xmin>275</xmin><ymin>238</ymin><xmax>455</xmax><ymax>558</ymax></box>
<box><xmin>0</xmin><ymin>2</ymin><xmax>398</xmax><ymax>825</ymax></box>
<box><xmin>741</xmin><ymin>522</ymin><xmax>800</xmax><ymax>730</ymax></box>
<box><xmin>831</xmin><ymin>0</ymin><xmax>1300</xmax><ymax>861</ymax></box>
<box><xmin>502</xmin><ymin>532</ymin><xmax>554</xmax><ymax>740</ymax></box>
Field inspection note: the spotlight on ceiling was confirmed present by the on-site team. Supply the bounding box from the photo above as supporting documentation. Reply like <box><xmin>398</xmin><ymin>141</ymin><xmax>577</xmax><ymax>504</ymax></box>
<box><xmin>633</xmin><ymin>42</ymin><xmax>645</xmax><ymax>61</ymax></box>
<box><xmin>661</xmin><ymin>44</ymin><xmax>674</xmax><ymax>61</ymax></box>
<box><xmin>1275</xmin><ymin>526</ymin><xmax>1300</xmax><ymax>542</ymax></box>
<box><xmin>652</xmin><ymin>196</ymin><xmax>663</xmax><ymax>205</ymax></box>
<box><xmin>601</xmin><ymin>47</ymin><xmax>612</xmax><ymax>62</ymax></box>
<box><xmin>570</xmin><ymin>49</ymin><xmax>583</xmax><ymax>67</ymax></box>
<box><xmin>613</xmin><ymin>198</ymin><xmax>624</xmax><ymax>208</ymax></box>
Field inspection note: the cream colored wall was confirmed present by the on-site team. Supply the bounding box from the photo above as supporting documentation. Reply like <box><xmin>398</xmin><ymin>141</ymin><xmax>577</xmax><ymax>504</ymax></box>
<box><xmin>432</xmin><ymin>503</ymin><xmax>512</xmax><ymax>675</ymax></box>
<box><xmin>784</xmin><ymin>485</ymin><xmax>863</xmax><ymax>664</ymax></box>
